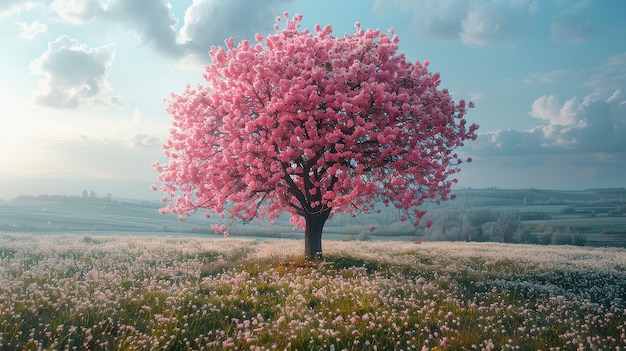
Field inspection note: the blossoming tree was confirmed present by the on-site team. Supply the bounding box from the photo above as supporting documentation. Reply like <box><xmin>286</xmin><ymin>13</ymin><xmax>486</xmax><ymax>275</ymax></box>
<box><xmin>153</xmin><ymin>13</ymin><xmax>478</xmax><ymax>259</ymax></box>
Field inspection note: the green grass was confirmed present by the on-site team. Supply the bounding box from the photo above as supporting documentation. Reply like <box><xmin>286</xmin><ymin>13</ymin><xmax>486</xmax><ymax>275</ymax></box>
<box><xmin>0</xmin><ymin>234</ymin><xmax>625</xmax><ymax>350</ymax></box>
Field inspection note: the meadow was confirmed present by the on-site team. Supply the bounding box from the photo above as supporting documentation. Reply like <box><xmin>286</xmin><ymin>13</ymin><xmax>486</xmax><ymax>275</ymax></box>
<box><xmin>1</xmin><ymin>233</ymin><xmax>625</xmax><ymax>350</ymax></box>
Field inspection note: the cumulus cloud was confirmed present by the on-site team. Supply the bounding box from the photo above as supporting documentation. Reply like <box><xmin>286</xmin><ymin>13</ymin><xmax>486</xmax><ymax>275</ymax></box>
<box><xmin>420</xmin><ymin>3</ymin><xmax>467</xmax><ymax>41</ymax></box>
<box><xmin>374</xmin><ymin>0</ymin><xmax>538</xmax><ymax>45</ymax></box>
<box><xmin>480</xmin><ymin>52</ymin><xmax>626</xmax><ymax>158</ymax></box>
<box><xmin>460</xmin><ymin>1</ymin><xmax>532</xmax><ymax>46</ymax></box>
<box><xmin>373</xmin><ymin>0</ymin><xmax>468</xmax><ymax>42</ymax></box>
<box><xmin>18</xmin><ymin>20</ymin><xmax>47</xmax><ymax>39</ymax></box>
<box><xmin>48</xmin><ymin>0</ymin><xmax>180</xmax><ymax>57</ymax></box>
<box><xmin>178</xmin><ymin>0</ymin><xmax>292</xmax><ymax>62</ymax></box>
<box><xmin>30</xmin><ymin>35</ymin><xmax>117</xmax><ymax>108</ymax></box>
<box><xmin>476</xmin><ymin>91</ymin><xmax>626</xmax><ymax>156</ymax></box>
<box><xmin>106</xmin><ymin>0</ymin><xmax>181</xmax><ymax>58</ymax></box>
<box><xmin>375</xmin><ymin>0</ymin><xmax>617</xmax><ymax>47</ymax></box>
<box><xmin>50</xmin><ymin>0</ymin><xmax>104</xmax><ymax>24</ymax></box>
<box><xmin>43</xmin><ymin>0</ymin><xmax>292</xmax><ymax>63</ymax></box>
<box><xmin>549</xmin><ymin>94</ymin><xmax>625</xmax><ymax>150</ymax></box>
<box><xmin>474</xmin><ymin>128</ymin><xmax>545</xmax><ymax>156</ymax></box>
<box><xmin>530</xmin><ymin>95</ymin><xmax>578</xmax><ymax>126</ymax></box>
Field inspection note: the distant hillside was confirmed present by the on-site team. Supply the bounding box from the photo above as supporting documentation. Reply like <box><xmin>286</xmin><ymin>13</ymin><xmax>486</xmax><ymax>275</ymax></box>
<box><xmin>449</xmin><ymin>187</ymin><xmax>626</xmax><ymax>207</ymax></box>
<box><xmin>1</xmin><ymin>188</ymin><xmax>624</xmax><ymax>247</ymax></box>
<box><xmin>0</xmin><ymin>175</ymin><xmax>160</xmax><ymax>201</ymax></box>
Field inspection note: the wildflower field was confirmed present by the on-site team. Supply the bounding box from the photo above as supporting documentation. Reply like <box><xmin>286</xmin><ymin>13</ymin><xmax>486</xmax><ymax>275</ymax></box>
<box><xmin>0</xmin><ymin>233</ymin><xmax>624</xmax><ymax>350</ymax></box>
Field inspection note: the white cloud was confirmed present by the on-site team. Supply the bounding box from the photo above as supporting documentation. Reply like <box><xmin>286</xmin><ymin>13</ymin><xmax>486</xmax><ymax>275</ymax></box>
<box><xmin>460</xmin><ymin>1</ymin><xmax>529</xmax><ymax>46</ymax></box>
<box><xmin>130</xmin><ymin>134</ymin><xmax>162</xmax><ymax>148</ymax></box>
<box><xmin>90</xmin><ymin>96</ymin><xmax>125</xmax><ymax>109</ymax></box>
<box><xmin>373</xmin><ymin>0</ymin><xmax>465</xmax><ymax>41</ymax></box>
<box><xmin>178</xmin><ymin>0</ymin><xmax>292</xmax><ymax>63</ymax></box>
<box><xmin>48</xmin><ymin>0</ymin><xmax>182</xmax><ymax>58</ymax></box>
<box><xmin>475</xmin><ymin>49</ymin><xmax>626</xmax><ymax>159</ymax></box>
<box><xmin>510</xmin><ymin>52</ymin><xmax>626</xmax><ymax>154</ymax></box>
<box><xmin>376</xmin><ymin>0</ymin><xmax>468</xmax><ymax>42</ymax></box>
<box><xmin>44</xmin><ymin>0</ymin><xmax>292</xmax><ymax>63</ymax></box>
<box><xmin>18</xmin><ymin>20</ymin><xmax>47</xmax><ymax>39</ymax></box>
<box><xmin>374</xmin><ymin>0</ymin><xmax>537</xmax><ymax>45</ymax></box>
<box><xmin>50</xmin><ymin>0</ymin><xmax>105</xmax><ymax>24</ymax></box>
<box><xmin>30</xmin><ymin>35</ymin><xmax>117</xmax><ymax>108</ymax></box>
<box><xmin>476</xmin><ymin>128</ymin><xmax>545</xmax><ymax>155</ymax></box>
<box><xmin>106</xmin><ymin>0</ymin><xmax>182</xmax><ymax>59</ymax></box>
<box><xmin>556</xmin><ymin>95</ymin><xmax>625</xmax><ymax>149</ymax></box>
<box><xmin>0</xmin><ymin>1</ymin><xmax>38</xmax><ymax>17</ymax></box>
<box><xmin>477</xmin><ymin>91</ymin><xmax>626</xmax><ymax>156</ymax></box>
<box><xmin>530</xmin><ymin>95</ymin><xmax>577</xmax><ymax>126</ymax></box>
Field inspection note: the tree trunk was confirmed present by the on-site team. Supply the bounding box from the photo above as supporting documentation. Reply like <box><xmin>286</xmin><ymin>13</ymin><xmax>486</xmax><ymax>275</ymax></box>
<box><xmin>304</xmin><ymin>211</ymin><xmax>330</xmax><ymax>260</ymax></box>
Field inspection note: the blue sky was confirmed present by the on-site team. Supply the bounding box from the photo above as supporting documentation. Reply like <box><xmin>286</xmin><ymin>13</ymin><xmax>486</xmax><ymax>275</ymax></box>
<box><xmin>1</xmin><ymin>0</ymin><xmax>625</xmax><ymax>199</ymax></box>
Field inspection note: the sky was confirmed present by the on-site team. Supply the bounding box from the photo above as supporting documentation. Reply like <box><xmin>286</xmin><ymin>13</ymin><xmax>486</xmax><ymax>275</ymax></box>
<box><xmin>1</xmin><ymin>0</ymin><xmax>625</xmax><ymax>200</ymax></box>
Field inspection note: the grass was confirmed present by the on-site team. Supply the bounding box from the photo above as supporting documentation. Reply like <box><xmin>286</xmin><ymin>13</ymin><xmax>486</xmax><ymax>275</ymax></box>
<box><xmin>0</xmin><ymin>233</ymin><xmax>625</xmax><ymax>350</ymax></box>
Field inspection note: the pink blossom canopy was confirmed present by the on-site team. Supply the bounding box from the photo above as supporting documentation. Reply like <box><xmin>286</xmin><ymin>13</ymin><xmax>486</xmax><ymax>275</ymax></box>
<box><xmin>153</xmin><ymin>13</ymin><xmax>478</xmax><ymax>229</ymax></box>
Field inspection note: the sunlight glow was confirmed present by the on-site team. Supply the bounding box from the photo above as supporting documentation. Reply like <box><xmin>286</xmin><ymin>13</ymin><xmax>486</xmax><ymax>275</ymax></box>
<box><xmin>0</xmin><ymin>97</ymin><xmax>31</xmax><ymax>172</ymax></box>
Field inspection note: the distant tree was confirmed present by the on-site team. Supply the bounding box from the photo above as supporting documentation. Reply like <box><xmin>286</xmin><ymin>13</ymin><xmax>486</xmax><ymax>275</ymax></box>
<box><xmin>462</xmin><ymin>213</ymin><xmax>478</xmax><ymax>241</ymax></box>
<box><xmin>153</xmin><ymin>13</ymin><xmax>478</xmax><ymax>259</ymax></box>
<box><xmin>571</xmin><ymin>234</ymin><xmax>587</xmax><ymax>246</ymax></box>
<box><xmin>551</xmin><ymin>231</ymin><xmax>572</xmax><ymax>245</ymax></box>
